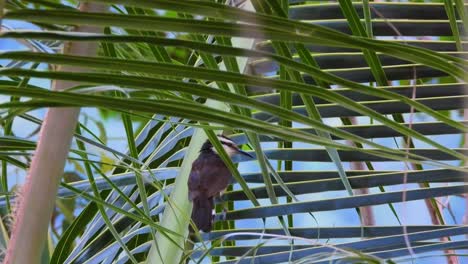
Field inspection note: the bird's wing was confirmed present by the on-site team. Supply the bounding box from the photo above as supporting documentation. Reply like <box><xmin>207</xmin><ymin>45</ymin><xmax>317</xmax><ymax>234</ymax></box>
<box><xmin>188</xmin><ymin>158</ymin><xmax>204</xmax><ymax>200</ymax></box>
<box><xmin>188</xmin><ymin>156</ymin><xmax>232</xmax><ymax>199</ymax></box>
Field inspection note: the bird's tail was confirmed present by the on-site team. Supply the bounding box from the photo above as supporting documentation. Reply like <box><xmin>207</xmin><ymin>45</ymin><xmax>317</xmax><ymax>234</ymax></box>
<box><xmin>190</xmin><ymin>196</ymin><xmax>214</xmax><ymax>232</ymax></box>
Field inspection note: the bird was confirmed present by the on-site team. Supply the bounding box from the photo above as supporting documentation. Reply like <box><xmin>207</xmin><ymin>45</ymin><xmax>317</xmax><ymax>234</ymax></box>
<box><xmin>188</xmin><ymin>135</ymin><xmax>253</xmax><ymax>232</ymax></box>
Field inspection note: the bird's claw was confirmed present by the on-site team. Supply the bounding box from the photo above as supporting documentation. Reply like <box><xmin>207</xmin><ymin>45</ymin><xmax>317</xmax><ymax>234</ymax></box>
<box><xmin>220</xmin><ymin>208</ymin><xmax>227</xmax><ymax>221</ymax></box>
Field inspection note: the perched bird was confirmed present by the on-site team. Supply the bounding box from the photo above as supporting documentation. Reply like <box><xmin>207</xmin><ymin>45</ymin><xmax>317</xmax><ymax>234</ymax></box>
<box><xmin>188</xmin><ymin>135</ymin><xmax>253</xmax><ymax>232</ymax></box>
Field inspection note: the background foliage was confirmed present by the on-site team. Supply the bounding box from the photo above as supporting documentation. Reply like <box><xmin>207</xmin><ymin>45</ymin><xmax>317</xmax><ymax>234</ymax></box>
<box><xmin>0</xmin><ymin>0</ymin><xmax>467</xmax><ymax>263</ymax></box>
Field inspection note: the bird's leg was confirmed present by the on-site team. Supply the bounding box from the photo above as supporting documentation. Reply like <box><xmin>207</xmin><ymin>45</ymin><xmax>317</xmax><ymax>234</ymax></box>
<box><xmin>215</xmin><ymin>189</ymin><xmax>228</xmax><ymax>221</ymax></box>
<box><xmin>220</xmin><ymin>208</ymin><xmax>227</xmax><ymax>221</ymax></box>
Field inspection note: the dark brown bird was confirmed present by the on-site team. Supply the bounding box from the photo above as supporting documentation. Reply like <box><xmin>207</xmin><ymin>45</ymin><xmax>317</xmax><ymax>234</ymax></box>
<box><xmin>188</xmin><ymin>135</ymin><xmax>253</xmax><ymax>232</ymax></box>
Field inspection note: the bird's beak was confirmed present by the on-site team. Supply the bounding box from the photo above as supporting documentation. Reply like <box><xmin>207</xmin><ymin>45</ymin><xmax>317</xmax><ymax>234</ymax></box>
<box><xmin>237</xmin><ymin>149</ymin><xmax>253</xmax><ymax>158</ymax></box>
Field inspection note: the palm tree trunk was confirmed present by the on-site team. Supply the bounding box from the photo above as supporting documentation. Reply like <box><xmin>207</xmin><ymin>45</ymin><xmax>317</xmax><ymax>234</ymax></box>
<box><xmin>3</xmin><ymin>3</ymin><xmax>107</xmax><ymax>263</ymax></box>
<box><xmin>351</xmin><ymin>162</ymin><xmax>375</xmax><ymax>226</ymax></box>
<box><xmin>347</xmin><ymin>117</ymin><xmax>375</xmax><ymax>226</ymax></box>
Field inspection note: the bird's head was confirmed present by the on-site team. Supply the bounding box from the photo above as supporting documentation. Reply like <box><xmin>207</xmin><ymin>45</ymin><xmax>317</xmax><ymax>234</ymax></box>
<box><xmin>201</xmin><ymin>135</ymin><xmax>253</xmax><ymax>158</ymax></box>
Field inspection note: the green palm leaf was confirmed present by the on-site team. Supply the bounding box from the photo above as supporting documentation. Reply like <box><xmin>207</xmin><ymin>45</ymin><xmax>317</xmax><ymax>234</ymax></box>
<box><xmin>0</xmin><ymin>0</ymin><xmax>467</xmax><ymax>263</ymax></box>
